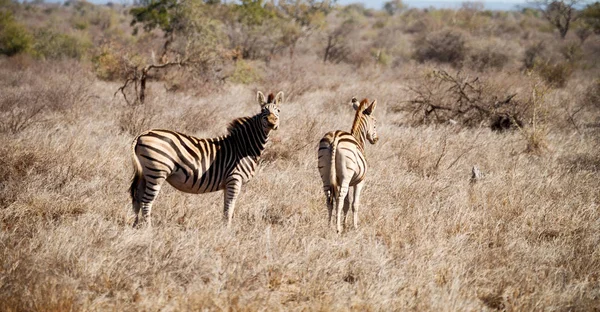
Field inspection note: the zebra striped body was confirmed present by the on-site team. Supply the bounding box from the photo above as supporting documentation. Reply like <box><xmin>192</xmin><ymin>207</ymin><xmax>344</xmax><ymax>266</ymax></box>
<box><xmin>318</xmin><ymin>98</ymin><xmax>378</xmax><ymax>233</ymax></box>
<box><xmin>130</xmin><ymin>91</ymin><xmax>283</xmax><ymax>227</ymax></box>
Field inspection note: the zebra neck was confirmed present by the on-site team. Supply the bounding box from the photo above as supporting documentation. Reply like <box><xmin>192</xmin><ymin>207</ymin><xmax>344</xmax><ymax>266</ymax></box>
<box><xmin>351</xmin><ymin>116</ymin><xmax>367</xmax><ymax>151</ymax></box>
<box><xmin>229</xmin><ymin>115</ymin><xmax>269</xmax><ymax>157</ymax></box>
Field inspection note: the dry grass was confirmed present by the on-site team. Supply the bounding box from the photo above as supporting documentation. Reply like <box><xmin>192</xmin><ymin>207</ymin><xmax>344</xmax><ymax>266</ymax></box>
<box><xmin>1</xmin><ymin>55</ymin><xmax>599</xmax><ymax>311</ymax></box>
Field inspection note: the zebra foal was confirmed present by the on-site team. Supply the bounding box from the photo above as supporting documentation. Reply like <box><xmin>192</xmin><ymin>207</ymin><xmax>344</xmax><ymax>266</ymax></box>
<box><xmin>129</xmin><ymin>91</ymin><xmax>283</xmax><ymax>227</ymax></box>
<box><xmin>318</xmin><ymin>97</ymin><xmax>378</xmax><ymax>233</ymax></box>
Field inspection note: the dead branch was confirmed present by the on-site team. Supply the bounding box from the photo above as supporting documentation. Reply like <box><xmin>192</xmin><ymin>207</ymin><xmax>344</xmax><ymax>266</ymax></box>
<box><xmin>115</xmin><ymin>59</ymin><xmax>187</xmax><ymax>106</ymax></box>
<box><xmin>404</xmin><ymin>70</ymin><xmax>523</xmax><ymax>129</ymax></box>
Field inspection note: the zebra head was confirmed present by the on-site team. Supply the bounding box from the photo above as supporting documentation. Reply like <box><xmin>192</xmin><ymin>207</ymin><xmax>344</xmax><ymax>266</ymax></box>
<box><xmin>257</xmin><ymin>91</ymin><xmax>283</xmax><ymax>131</ymax></box>
<box><xmin>352</xmin><ymin>97</ymin><xmax>379</xmax><ymax>144</ymax></box>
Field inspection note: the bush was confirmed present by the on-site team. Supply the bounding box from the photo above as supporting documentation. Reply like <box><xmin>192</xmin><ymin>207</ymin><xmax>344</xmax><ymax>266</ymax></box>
<box><xmin>32</xmin><ymin>29</ymin><xmax>91</xmax><ymax>60</ymax></box>
<box><xmin>229</xmin><ymin>59</ymin><xmax>261</xmax><ymax>84</ymax></box>
<box><xmin>536</xmin><ymin>61</ymin><xmax>573</xmax><ymax>88</ymax></box>
<box><xmin>583</xmin><ymin>79</ymin><xmax>600</xmax><ymax>111</ymax></box>
<box><xmin>403</xmin><ymin>69</ymin><xmax>530</xmax><ymax>129</ymax></box>
<box><xmin>0</xmin><ymin>61</ymin><xmax>91</xmax><ymax>134</ymax></box>
<box><xmin>469</xmin><ymin>44</ymin><xmax>509</xmax><ymax>72</ymax></box>
<box><xmin>523</xmin><ymin>41</ymin><xmax>545</xmax><ymax>70</ymax></box>
<box><xmin>0</xmin><ymin>11</ymin><xmax>33</xmax><ymax>56</ymax></box>
<box><xmin>413</xmin><ymin>29</ymin><xmax>467</xmax><ymax>67</ymax></box>
<box><xmin>91</xmin><ymin>42</ymin><xmax>127</xmax><ymax>81</ymax></box>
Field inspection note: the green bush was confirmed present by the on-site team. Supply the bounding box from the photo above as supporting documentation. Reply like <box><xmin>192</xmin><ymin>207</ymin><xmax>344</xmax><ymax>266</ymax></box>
<box><xmin>0</xmin><ymin>11</ymin><xmax>33</xmax><ymax>56</ymax></box>
<box><xmin>32</xmin><ymin>29</ymin><xmax>91</xmax><ymax>60</ymax></box>
<box><xmin>91</xmin><ymin>43</ymin><xmax>125</xmax><ymax>81</ymax></box>
<box><xmin>230</xmin><ymin>60</ymin><xmax>261</xmax><ymax>84</ymax></box>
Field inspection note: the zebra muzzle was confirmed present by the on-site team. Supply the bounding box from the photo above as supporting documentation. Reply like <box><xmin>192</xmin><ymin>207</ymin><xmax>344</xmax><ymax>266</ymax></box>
<box><xmin>267</xmin><ymin>115</ymin><xmax>279</xmax><ymax>130</ymax></box>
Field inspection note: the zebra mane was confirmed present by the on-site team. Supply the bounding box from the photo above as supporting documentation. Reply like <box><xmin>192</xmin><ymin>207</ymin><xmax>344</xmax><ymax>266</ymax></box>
<box><xmin>351</xmin><ymin>98</ymin><xmax>370</xmax><ymax>136</ymax></box>
<box><xmin>226</xmin><ymin>116</ymin><xmax>255</xmax><ymax>135</ymax></box>
<box><xmin>226</xmin><ymin>93</ymin><xmax>278</xmax><ymax>136</ymax></box>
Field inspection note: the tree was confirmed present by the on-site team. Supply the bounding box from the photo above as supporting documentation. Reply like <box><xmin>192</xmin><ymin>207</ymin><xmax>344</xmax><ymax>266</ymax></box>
<box><xmin>118</xmin><ymin>0</ymin><xmax>228</xmax><ymax>104</ymax></box>
<box><xmin>0</xmin><ymin>10</ymin><xmax>32</xmax><ymax>56</ymax></box>
<box><xmin>322</xmin><ymin>12</ymin><xmax>360</xmax><ymax>64</ymax></box>
<box><xmin>531</xmin><ymin>0</ymin><xmax>582</xmax><ymax>39</ymax></box>
<box><xmin>227</xmin><ymin>0</ymin><xmax>280</xmax><ymax>60</ymax></box>
<box><xmin>580</xmin><ymin>1</ymin><xmax>600</xmax><ymax>34</ymax></box>
<box><xmin>277</xmin><ymin>0</ymin><xmax>333</xmax><ymax>61</ymax></box>
<box><xmin>383</xmin><ymin>0</ymin><xmax>405</xmax><ymax>16</ymax></box>
<box><xmin>130</xmin><ymin>0</ymin><xmax>181</xmax><ymax>62</ymax></box>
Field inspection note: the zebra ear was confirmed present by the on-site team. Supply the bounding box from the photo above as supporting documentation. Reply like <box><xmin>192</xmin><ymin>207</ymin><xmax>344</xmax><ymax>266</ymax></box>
<box><xmin>364</xmin><ymin>99</ymin><xmax>377</xmax><ymax>115</ymax></box>
<box><xmin>275</xmin><ymin>91</ymin><xmax>284</xmax><ymax>106</ymax></box>
<box><xmin>351</xmin><ymin>97</ymin><xmax>359</xmax><ymax>110</ymax></box>
<box><xmin>257</xmin><ymin>91</ymin><xmax>267</xmax><ymax>106</ymax></box>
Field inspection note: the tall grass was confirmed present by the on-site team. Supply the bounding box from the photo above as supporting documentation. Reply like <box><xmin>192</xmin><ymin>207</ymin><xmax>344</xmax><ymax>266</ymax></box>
<box><xmin>0</xmin><ymin>57</ymin><xmax>598</xmax><ymax>310</ymax></box>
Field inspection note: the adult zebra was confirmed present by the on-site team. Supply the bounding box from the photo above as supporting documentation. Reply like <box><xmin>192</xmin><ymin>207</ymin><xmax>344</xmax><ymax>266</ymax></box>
<box><xmin>129</xmin><ymin>91</ymin><xmax>283</xmax><ymax>227</ymax></box>
<box><xmin>318</xmin><ymin>97</ymin><xmax>378</xmax><ymax>233</ymax></box>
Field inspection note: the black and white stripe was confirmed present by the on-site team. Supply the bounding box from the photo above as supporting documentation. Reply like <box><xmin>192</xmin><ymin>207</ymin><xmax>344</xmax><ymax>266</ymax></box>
<box><xmin>129</xmin><ymin>91</ymin><xmax>283</xmax><ymax>227</ymax></box>
<box><xmin>318</xmin><ymin>97</ymin><xmax>378</xmax><ymax>233</ymax></box>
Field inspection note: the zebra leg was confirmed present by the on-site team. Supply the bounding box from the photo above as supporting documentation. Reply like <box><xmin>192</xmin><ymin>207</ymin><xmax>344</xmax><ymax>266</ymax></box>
<box><xmin>224</xmin><ymin>177</ymin><xmax>243</xmax><ymax>227</ymax></box>
<box><xmin>130</xmin><ymin>172</ymin><xmax>146</xmax><ymax>228</ymax></box>
<box><xmin>336</xmin><ymin>184</ymin><xmax>350</xmax><ymax>234</ymax></box>
<box><xmin>342</xmin><ymin>188</ymin><xmax>351</xmax><ymax>227</ymax></box>
<box><xmin>132</xmin><ymin>200</ymin><xmax>141</xmax><ymax>228</ymax></box>
<box><xmin>352</xmin><ymin>181</ymin><xmax>365</xmax><ymax>230</ymax></box>
<box><xmin>138</xmin><ymin>177</ymin><xmax>165</xmax><ymax>228</ymax></box>
<box><xmin>323</xmin><ymin>185</ymin><xmax>334</xmax><ymax>227</ymax></box>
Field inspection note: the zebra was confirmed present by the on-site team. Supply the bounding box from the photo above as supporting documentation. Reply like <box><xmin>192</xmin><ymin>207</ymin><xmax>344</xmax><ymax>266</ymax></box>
<box><xmin>129</xmin><ymin>91</ymin><xmax>283</xmax><ymax>227</ymax></box>
<box><xmin>318</xmin><ymin>97</ymin><xmax>378</xmax><ymax>233</ymax></box>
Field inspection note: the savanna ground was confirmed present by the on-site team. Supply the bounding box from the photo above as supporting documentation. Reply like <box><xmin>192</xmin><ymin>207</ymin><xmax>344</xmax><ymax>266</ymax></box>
<box><xmin>1</xmin><ymin>0</ymin><xmax>600</xmax><ymax>310</ymax></box>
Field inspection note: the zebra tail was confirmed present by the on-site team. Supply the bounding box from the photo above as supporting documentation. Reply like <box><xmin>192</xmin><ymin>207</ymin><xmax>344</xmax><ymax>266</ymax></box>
<box><xmin>329</xmin><ymin>136</ymin><xmax>339</xmax><ymax>198</ymax></box>
<box><xmin>129</xmin><ymin>135</ymin><xmax>144</xmax><ymax>201</ymax></box>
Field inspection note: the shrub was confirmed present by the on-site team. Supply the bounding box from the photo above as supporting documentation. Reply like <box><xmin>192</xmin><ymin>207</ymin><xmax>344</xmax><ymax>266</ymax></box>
<box><xmin>403</xmin><ymin>69</ymin><xmax>530</xmax><ymax>129</ymax></box>
<box><xmin>559</xmin><ymin>42</ymin><xmax>583</xmax><ymax>63</ymax></box>
<box><xmin>0</xmin><ymin>61</ymin><xmax>91</xmax><ymax>134</ymax></box>
<box><xmin>32</xmin><ymin>29</ymin><xmax>92</xmax><ymax>60</ymax></box>
<box><xmin>0</xmin><ymin>11</ymin><xmax>33</xmax><ymax>56</ymax></box>
<box><xmin>229</xmin><ymin>59</ymin><xmax>261</xmax><ymax>84</ymax></box>
<box><xmin>469</xmin><ymin>44</ymin><xmax>509</xmax><ymax>72</ymax></box>
<box><xmin>91</xmin><ymin>42</ymin><xmax>127</xmax><ymax>81</ymax></box>
<box><xmin>523</xmin><ymin>41</ymin><xmax>545</xmax><ymax>70</ymax></box>
<box><xmin>582</xmin><ymin>79</ymin><xmax>600</xmax><ymax>111</ymax></box>
<box><xmin>536</xmin><ymin>61</ymin><xmax>573</xmax><ymax>88</ymax></box>
<box><xmin>413</xmin><ymin>29</ymin><xmax>467</xmax><ymax>67</ymax></box>
<box><xmin>518</xmin><ymin>84</ymin><xmax>549</xmax><ymax>154</ymax></box>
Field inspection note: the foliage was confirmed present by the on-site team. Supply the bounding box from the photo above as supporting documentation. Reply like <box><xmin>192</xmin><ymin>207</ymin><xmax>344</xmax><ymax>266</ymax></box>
<box><xmin>229</xmin><ymin>59</ymin><xmax>261</xmax><ymax>84</ymax></box>
<box><xmin>579</xmin><ymin>1</ymin><xmax>600</xmax><ymax>34</ymax></box>
<box><xmin>130</xmin><ymin>0</ymin><xmax>179</xmax><ymax>34</ymax></box>
<box><xmin>227</xmin><ymin>0</ymin><xmax>281</xmax><ymax>59</ymax></box>
<box><xmin>383</xmin><ymin>0</ymin><xmax>406</xmax><ymax>16</ymax></box>
<box><xmin>413</xmin><ymin>29</ymin><xmax>467</xmax><ymax>67</ymax></box>
<box><xmin>0</xmin><ymin>11</ymin><xmax>33</xmax><ymax>56</ymax></box>
<box><xmin>468</xmin><ymin>44</ymin><xmax>509</xmax><ymax>71</ymax></box>
<box><xmin>32</xmin><ymin>29</ymin><xmax>92</xmax><ymax>60</ymax></box>
<box><xmin>532</xmin><ymin>0</ymin><xmax>581</xmax><ymax>38</ymax></box>
<box><xmin>121</xmin><ymin>0</ymin><xmax>229</xmax><ymax>104</ymax></box>
<box><xmin>523</xmin><ymin>41</ymin><xmax>545</xmax><ymax>70</ymax></box>
<box><xmin>277</xmin><ymin>0</ymin><xmax>333</xmax><ymax>57</ymax></box>
<box><xmin>322</xmin><ymin>10</ymin><xmax>363</xmax><ymax>64</ymax></box>
<box><xmin>235</xmin><ymin>0</ymin><xmax>277</xmax><ymax>26</ymax></box>
<box><xmin>91</xmin><ymin>42</ymin><xmax>128</xmax><ymax>81</ymax></box>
